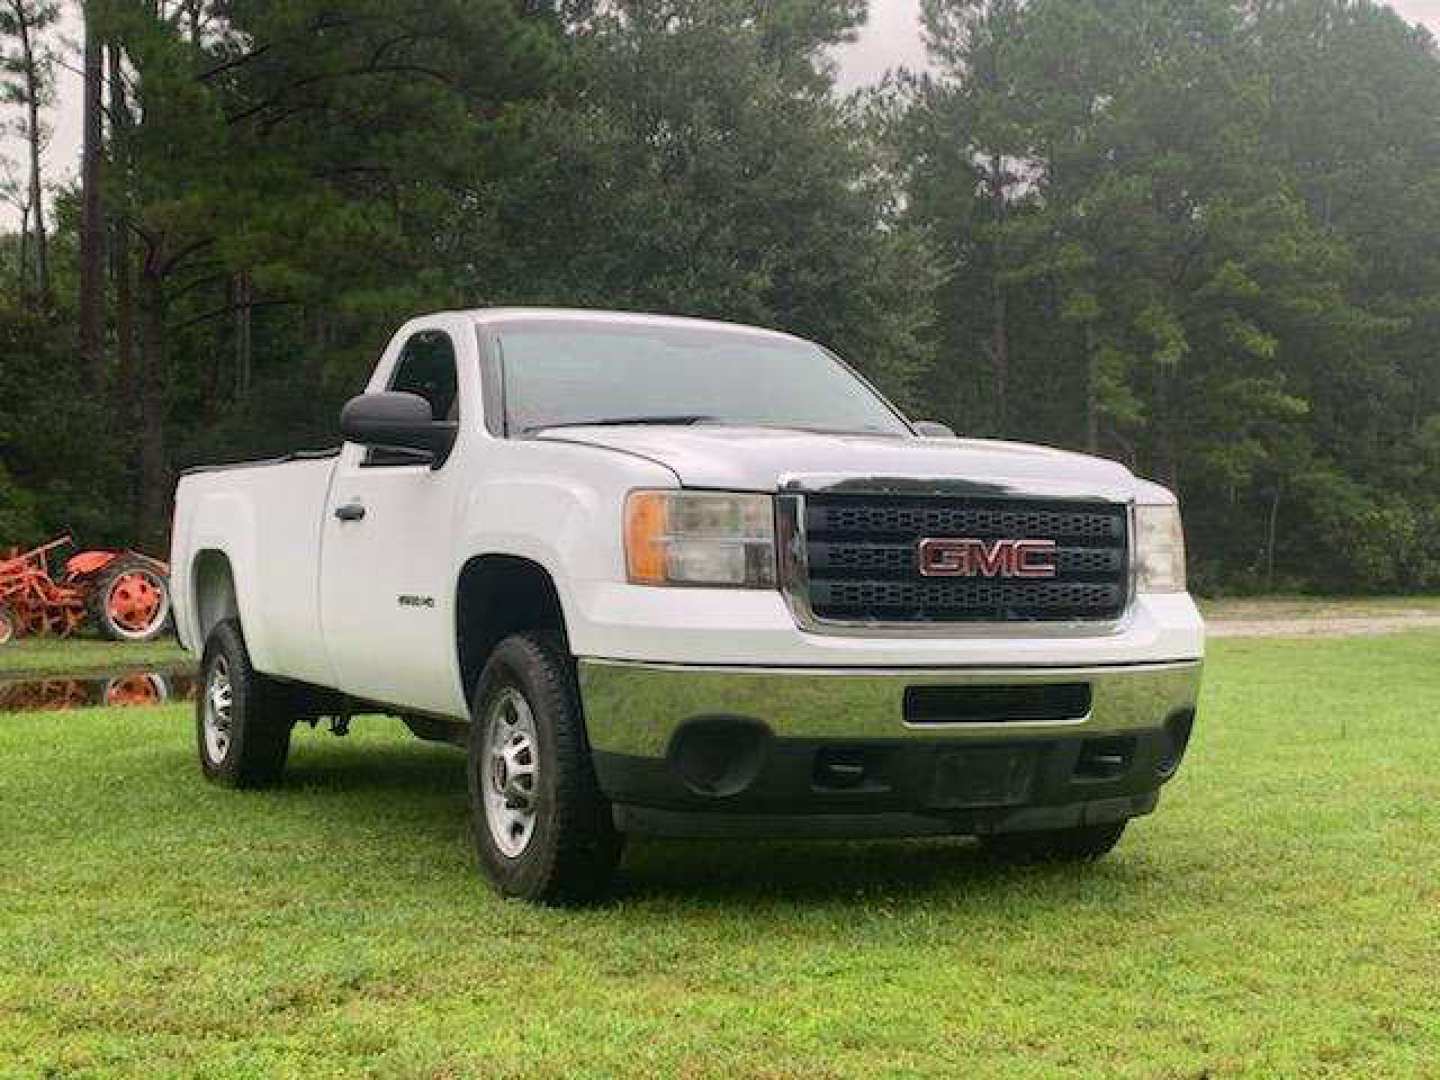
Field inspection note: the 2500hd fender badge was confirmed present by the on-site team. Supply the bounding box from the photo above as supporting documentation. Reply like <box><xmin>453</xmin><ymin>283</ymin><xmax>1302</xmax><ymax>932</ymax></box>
<box><xmin>918</xmin><ymin>537</ymin><xmax>1058</xmax><ymax>579</ymax></box>
<box><xmin>397</xmin><ymin>594</ymin><xmax>436</xmax><ymax>608</ymax></box>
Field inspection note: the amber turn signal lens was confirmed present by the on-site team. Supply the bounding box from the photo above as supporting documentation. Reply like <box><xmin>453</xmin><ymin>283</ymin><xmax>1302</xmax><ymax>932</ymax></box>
<box><xmin>624</xmin><ymin>491</ymin><xmax>669</xmax><ymax>584</ymax></box>
<box><xmin>623</xmin><ymin>490</ymin><xmax>778</xmax><ymax>587</ymax></box>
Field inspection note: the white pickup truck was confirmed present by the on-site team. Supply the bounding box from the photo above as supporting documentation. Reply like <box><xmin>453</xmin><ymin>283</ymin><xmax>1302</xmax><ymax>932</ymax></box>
<box><xmin>171</xmin><ymin>308</ymin><xmax>1203</xmax><ymax>903</ymax></box>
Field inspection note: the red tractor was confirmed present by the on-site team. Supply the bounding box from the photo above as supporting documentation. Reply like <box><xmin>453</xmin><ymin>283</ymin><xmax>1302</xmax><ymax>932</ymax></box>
<box><xmin>0</xmin><ymin>535</ymin><xmax>172</xmax><ymax>646</ymax></box>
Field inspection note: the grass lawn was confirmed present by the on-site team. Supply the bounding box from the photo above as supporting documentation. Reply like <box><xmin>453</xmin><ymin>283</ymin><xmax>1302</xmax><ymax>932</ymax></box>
<box><xmin>0</xmin><ymin>636</ymin><xmax>190</xmax><ymax>677</ymax></box>
<box><xmin>2</xmin><ymin>634</ymin><xmax>1438</xmax><ymax>1077</ymax></box>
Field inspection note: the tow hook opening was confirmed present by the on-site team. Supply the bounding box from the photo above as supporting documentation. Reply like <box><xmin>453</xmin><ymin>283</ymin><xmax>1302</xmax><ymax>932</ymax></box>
<box><xmin>1073</xmin><ymin>736</ymin><xmax>1136</xmax><ymax>782</ymax></box>
<box><xmin>812</xmin><ymin>746</ymin><xmax>893</xmax><ymax>792</ymax></box>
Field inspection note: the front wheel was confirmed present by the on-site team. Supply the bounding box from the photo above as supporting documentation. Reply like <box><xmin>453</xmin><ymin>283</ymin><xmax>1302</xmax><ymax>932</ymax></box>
<box><xmin>197</xmin><ymin>619</ymin><xmax>293</xmax><ymax>787</ymax></box>
<box><xmin>467</xmin><ymin>633</ymin><xmax>622</xmax><ymax>905</ymax></box>
<box><xmin>980</xmin><ymin>821</ymin><xmax>1128</xmax><ymax>864</ymax></box>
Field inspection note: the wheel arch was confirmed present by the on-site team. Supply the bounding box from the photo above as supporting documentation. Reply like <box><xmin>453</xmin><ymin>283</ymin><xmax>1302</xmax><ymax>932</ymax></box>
<box><xmin>455</xmin><ymin>554</ymin><xmax>570</xmax><ymax>701</ymax></box>
<box><xmin>191</xmin><ymin>549</ymin><xmax>241</xmax><ymax>649</ymax></box>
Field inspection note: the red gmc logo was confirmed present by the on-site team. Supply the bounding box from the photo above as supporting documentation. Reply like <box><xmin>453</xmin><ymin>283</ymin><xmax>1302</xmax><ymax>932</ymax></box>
<box><xmin>918</xmin><ymin>538</ymin><xmax>1058</xmax><ymax>579</ymax></box>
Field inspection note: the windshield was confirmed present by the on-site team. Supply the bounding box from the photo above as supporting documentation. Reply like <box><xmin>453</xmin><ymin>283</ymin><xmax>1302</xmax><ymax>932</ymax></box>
<box><xmin>493</xmin><ymin>320</ymin><xmax>912</xmax><ymax>437</ymax></box>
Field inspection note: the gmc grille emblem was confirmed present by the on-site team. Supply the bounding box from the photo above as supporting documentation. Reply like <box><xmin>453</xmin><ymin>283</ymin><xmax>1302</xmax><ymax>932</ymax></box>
<box><xmin>917</xmin><ymin>538</ymin><xmax>1058</xmax><ymax>579</ymax></box>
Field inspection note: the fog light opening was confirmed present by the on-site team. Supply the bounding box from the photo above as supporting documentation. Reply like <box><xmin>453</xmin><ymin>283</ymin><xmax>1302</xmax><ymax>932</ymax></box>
<box><xmin>668</xmin><ymin>716</ymin><xmax>769</xmax><ymax>798</ymax></box>
<box><xmin>1156</xmin><ymin>709</ymin><xmax>1195</xmax><ymax>780</ymax></box>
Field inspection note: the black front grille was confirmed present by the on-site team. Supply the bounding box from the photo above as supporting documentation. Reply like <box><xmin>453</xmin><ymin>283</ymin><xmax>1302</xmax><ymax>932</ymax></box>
<box><xmin>802</xmin><ymin>494</ymin><xmax>1129</xmax><ymax>623</ymax></box>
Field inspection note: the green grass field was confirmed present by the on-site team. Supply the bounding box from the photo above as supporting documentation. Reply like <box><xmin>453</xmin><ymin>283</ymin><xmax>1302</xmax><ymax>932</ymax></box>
<box><xmin>3</xmin><ymin>633</ymin><xmax>1438</xmax><ymax>1077</ymax></box>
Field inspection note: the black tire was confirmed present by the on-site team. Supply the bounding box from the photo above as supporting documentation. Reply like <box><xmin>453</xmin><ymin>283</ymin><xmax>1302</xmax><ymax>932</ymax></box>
<box><xmin>89</xmin><ymin>556</ymin><xmax>172</xmax><ymax>642</ymax></box>
<box><xmin>0</xmin><ymin>603</ymin><xmax>17</xmax><ymax>646</ymax></box>
<box><xmin>197</xmin><ymin>619</ymin><xmax>293</xmax><ymax>788</ymax></box>
<box><xmin>467</xmin><ymin>633</ymin><xmax>622</xmax><ymax>905</ymax></box>
<box><xmin>980</xmin><ymin>821</ymin><xmax>1128</xmax><ymax>864</ymax></box>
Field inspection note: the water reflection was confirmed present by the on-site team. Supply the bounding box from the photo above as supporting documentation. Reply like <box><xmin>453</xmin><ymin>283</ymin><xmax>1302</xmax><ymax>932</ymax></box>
<box><xmin>0</xmin><ymin>669</ymin><xmax>196</xmax><ymax>712</ymax></box>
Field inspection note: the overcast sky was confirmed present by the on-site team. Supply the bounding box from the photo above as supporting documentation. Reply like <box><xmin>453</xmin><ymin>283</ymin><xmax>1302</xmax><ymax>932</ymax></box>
<box><xmin>5</xmin><ymin>0</ymin><xmax>1440</xmax><ymax>225</ymax></box>
<box><xmin>836</xmin><ymin>0</ymin><xmax>1440</xmax><ymax>87</ymax></box>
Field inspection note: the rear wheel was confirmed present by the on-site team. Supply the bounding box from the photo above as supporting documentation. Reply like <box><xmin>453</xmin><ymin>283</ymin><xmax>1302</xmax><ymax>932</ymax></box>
<box><xmin>90</xmin><ymin>557</ymin><xmax>171</xmax><ymax>642</ymax></box>
<box><xmin>197</xmin><ymin>619</ymin><xmax>293</xmax><ymax>787</ymax></box>
<box><xmin>467</xmin><ymin>633</ymin><xmax>622</xmax><ymax>905</ymax></box>
<box><xmin>980</xmin><ymin>822</ymin><xmax>1128</xmax><ymax>864</ymax></box>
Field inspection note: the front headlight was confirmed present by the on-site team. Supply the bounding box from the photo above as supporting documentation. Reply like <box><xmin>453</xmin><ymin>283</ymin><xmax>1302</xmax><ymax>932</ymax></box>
<box><xmin>625</xmin><ymin>490</ymin><xmax>777</xmax><ymax>588</ymax></box>
<box><xmin>1136</xmin><ymin>504</ymin><xmax>1187</xmax><ymax>593</ymax></box>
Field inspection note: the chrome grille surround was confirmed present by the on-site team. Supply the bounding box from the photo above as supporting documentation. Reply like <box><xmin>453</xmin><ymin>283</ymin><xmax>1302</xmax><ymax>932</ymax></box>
<box><xmin>776</xmin><ymin>476</ymin><xmax>1137</xmax><ymax>639</ymax></box>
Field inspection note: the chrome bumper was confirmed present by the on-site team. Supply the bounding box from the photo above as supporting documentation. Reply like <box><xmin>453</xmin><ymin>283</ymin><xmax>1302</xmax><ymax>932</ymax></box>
<box><xmin>578</xmin><ymin>658</ymin><xmax>1202</xmax><ymax>758</ymax></box>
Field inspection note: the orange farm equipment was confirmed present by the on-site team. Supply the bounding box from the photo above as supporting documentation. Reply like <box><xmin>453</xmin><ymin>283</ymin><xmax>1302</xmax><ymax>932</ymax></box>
<box><xmin>0</xmin><ymin>535</ymin><xmax>172</xmax><ymax>646</ymax></box>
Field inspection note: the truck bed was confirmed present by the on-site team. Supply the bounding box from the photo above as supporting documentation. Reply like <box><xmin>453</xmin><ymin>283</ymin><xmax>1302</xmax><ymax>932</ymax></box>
<box><xmin>171</xmin><ymin>452</ymin><xmax>341</xmax><ymax>689</ymax></box>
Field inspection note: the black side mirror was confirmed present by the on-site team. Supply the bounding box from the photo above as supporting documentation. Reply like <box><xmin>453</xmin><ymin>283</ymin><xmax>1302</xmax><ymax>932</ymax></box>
<box><xmin>340</xmin><ymin>391</ymin><xmax>458</xmax><ymax>464</ymax></box>
<box><xmin>912</xmin><ymin>420</ymin><xmax>957</xmax><ymax>438</ymax></box>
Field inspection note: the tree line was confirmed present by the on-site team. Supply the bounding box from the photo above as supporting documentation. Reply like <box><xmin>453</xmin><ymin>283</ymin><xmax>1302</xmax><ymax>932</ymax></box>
<box><xmin>0</xmin><ymin>0</ymin><xmax>1436</xmax><ymax>594</ymax></box>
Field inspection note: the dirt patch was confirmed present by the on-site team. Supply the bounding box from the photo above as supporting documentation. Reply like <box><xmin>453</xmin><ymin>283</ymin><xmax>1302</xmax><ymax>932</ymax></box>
<box><xmin>1207</xmin><ymin>613</ymin><xmax>1440</xmax><ymax>639</ymax></box>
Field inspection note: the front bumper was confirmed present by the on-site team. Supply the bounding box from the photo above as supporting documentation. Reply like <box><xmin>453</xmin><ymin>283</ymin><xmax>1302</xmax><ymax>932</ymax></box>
<box><xmin>579</xmin><ymin>659</ymin><xmax>1202</xmax><ymax>838</ymax></box>
<box><xmin>563</xmin><ymin>583</ymin><xmax>1205</xmax><ymax>669</ymax></box>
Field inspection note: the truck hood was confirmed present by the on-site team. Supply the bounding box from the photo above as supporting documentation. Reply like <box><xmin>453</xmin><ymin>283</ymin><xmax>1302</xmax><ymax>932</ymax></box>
<box><xmin>533</xmin><ymin>426</ymin><xmax>1166</xmax><ymax>501</ymax></box>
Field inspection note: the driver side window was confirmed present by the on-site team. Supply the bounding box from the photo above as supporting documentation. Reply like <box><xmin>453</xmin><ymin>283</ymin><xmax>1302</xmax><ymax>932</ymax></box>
<box><xmin>364</xmin><ymin>330</ymin><xmax>459</xmax><ymax>467</ymax></box>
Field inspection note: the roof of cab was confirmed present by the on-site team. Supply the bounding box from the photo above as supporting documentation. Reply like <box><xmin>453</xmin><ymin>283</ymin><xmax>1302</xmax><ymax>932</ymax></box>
<box><xmin>458</xmin><ymin>306</ymin><xmax>801</xmax><ymax>342</ymax></box>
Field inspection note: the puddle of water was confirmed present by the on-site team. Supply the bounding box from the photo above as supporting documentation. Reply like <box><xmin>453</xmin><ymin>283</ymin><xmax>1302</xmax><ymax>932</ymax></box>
<box><xmin>0</xmin><ymin>668</ymin><xmax>197</xmax><ymax>712</ymax></box>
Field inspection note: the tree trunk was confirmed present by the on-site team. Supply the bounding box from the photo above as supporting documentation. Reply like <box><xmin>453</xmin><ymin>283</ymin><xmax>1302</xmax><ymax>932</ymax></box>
<box><xmin>137</xmin><ymin>268</ymin><xmax>168</xmax><ymax>549</ymax></box>
<box><xmin>15</xmin><ymin>199</ymin><xmax>29</xmax><ymax>295</ymax></box>
<box><xmin>112</xmin><ymin>224</ymin><xmax>136</xmax><ymax>423</ymax></box>
<box><xmin>185</xmin><ymin>0</ymin><xmax>202</xmax><ymax>45</ymax></box>
<box><xmin>15</xmin><ymin>3</ymin><xmax>49</xmax><ymax>302</ymax></box>
<box><xmin>108</xmin><ymin>43</ymin><xmax>136</xmax><ymax>433</ymax></box>
<box><xmin>79</xmin><ymin>4</ymin><xmax>106</xmax><ymax>380</ymax></box>
<box><xmin>305</xmin><ymin>305</ymin><xmax>331</xmax><ymax>379</ymax></box>
<box><xmin>1154</xmin><ymin>368</ymin><xmax>1179</xmax><ymax>490</ymax></box>
<box><xmin>988</xmin><ymin>151</ymin><xmax>1008</xmax><ymax>432</ymax></box>
<box><xmin>233</xmin><ymin>270</ymin><xmax>252</xmax><ymax>398</ymax></box>
<box><xmin>1084</xmin><ymin>321</ymin><xmax>1098</xmax><ymax>454</ymax></box>
<box><xmin>1264</xmin><ymin>488</ymin><xmax>1281</xmax><ymax>591</ymax></box>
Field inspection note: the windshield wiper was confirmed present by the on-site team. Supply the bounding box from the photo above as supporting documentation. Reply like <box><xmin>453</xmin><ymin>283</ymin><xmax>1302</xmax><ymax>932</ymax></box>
<box><xmin>524</xmin><ymin>415</ymin><xmax>717</xmax><ymax>433</ymax></box>
<box><xmin>731</xmin><ymin>420</ymin><xmax>900</xmax><ymax>436</ymax></box>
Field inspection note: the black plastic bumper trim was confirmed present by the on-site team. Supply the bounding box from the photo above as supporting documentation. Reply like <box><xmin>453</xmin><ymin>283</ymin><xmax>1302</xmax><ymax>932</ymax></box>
<box><xmin>612</xmin><ymin>791</ymin><xmax>1160</xmax><ymax>839</ymax></box>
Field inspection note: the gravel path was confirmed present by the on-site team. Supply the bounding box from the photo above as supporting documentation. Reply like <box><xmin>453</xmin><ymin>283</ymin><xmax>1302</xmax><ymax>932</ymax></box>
<box><xmin>1207</xmin><ymin>613</ymin><xmax>1440</xmax><ymax>639</ymax></box>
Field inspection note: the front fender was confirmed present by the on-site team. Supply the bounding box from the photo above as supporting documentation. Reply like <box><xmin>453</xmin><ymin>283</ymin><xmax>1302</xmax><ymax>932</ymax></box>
<box><xmin>455</xmin><ymin>441</ymin><xmax>675</xmax><ymax>655</ymax></box>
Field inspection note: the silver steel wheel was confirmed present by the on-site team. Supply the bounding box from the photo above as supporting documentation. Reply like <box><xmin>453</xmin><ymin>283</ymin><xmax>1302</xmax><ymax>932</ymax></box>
<box><xmin>482</xmin><ymin>686</ymin><xmax>540</xmax><ymax>858</ymax></box>
<box><xmin>203</xmin><ymin>655</ymin><xmax>234</xmax><ymax>764</ymax></box>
